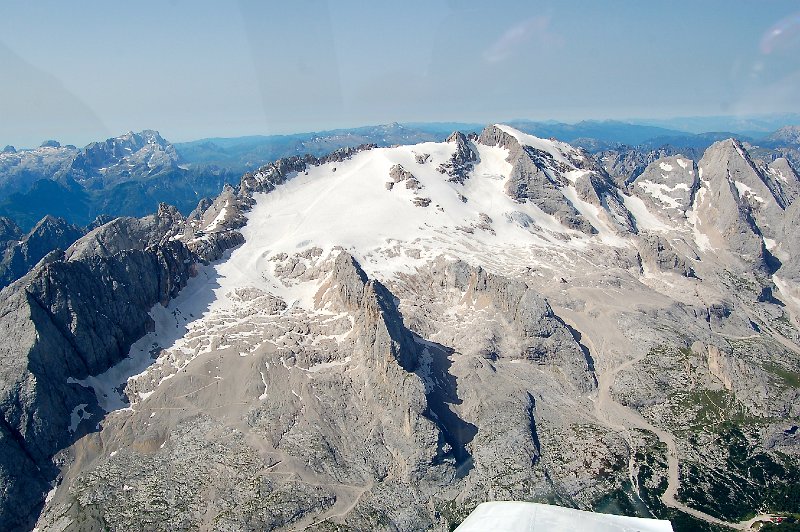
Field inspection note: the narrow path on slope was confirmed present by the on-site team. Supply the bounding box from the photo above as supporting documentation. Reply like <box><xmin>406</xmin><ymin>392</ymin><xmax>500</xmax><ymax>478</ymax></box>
<box><xmin>556</xmin><ymin>309</ymin><xmax>769</xmax><ymax>530</ymax></box>
<box><xmin>593</xmin><ymin>347</ymin><xmax>737</xmax><ymax>529</ymax></box>
<box><xmin>594</xmin><ymin>344</ymin><xmax>781</xmax><ymax>530</ymax></box>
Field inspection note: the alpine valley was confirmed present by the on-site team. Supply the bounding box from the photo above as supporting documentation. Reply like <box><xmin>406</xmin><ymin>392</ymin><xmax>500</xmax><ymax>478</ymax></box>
<box><xmin>1</xmin><ymin>123</ymin><xmax>800</xmax><ymax>531</ymax></box>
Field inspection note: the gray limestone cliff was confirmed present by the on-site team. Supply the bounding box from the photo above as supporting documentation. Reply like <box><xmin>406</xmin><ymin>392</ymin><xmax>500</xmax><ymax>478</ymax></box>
<box><xmin>631</xmin><ymin>155</ymin><xmax>698</xmax><ymax>219</ymax></box>
<box><xmin>0</xmin><ymin>235</ymin><xmax>196</xmax><ymax>530</ymax></box>
<box><xmin>694</xmin><ymin>139</ymin><xmax>773</xmax><ymax>271</ymax></box>
<box><xmin>0</xmin><ymin>216</ymin><xmax>85</xmax><ymax>289</ymax></box>
<box><xmin>478</xmin><ymin>125</ymin><xmax>596</xmax><ymax>234</ymax></box>
<box><xmin>437</xmin><ymin>259</ymin><xmax>596</xmax><ymax>392</ymax></box>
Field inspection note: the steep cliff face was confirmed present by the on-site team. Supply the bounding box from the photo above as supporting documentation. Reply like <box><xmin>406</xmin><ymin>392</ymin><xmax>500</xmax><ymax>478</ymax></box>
<box><xmin>2</xmin><ymin>128</ymin><xmax>800</xmax><ymax>531</ymax></box>
<box><xmin>0</xmin><ymin>216</ymin><xmax>85</xmax><ymax>289</ymax></box>
<box><xmin>0</xmin><ymin>224</ymin><xmax>198</xmax><ymax>530</ymax></box>
<box><xmin>690</xmin><ymin>139</ymin><xmax>783</xmax><ymax>271</ymax></box>
<box><xmin>324</xmin><ymin>253</ymin><xmax>445</xmax><ymax>484</ymax></box>
<box><xmin>479</xmin><ymin>125</ymin><xmax>597</xmax><ymax>234</ymax></box>
<box><xmin>435</xmin><ymin>260</ymin><xmax>596</xmax><ymax>391</ymax></box>
<box><xmin>631</xmin><ymin>155</ymin><xmax>699</xmax><ymax>220</ymax></box>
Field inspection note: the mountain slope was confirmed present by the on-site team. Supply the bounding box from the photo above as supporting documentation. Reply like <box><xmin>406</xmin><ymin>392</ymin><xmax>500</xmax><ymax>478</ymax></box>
<box><xmin>1</xmin><ymin>126</ymin><xmax>798</xmax><ymax>531</ymax></box>
<box><xmin>0</xmin><ymin>215</ymin><xmax>84</xmax><ymax>288</ymax></box>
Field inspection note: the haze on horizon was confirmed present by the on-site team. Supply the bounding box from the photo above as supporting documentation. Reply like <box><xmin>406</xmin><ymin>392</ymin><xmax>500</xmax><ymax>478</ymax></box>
<box><xmin>1</xmin><ymin>0</ymin><xmax>799</xmax><ymax>148</ymax></box>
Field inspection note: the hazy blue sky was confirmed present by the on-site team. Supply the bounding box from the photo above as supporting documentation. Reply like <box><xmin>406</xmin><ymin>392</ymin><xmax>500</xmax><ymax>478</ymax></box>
<box><xmin>1</xmin><ymin>0</ymin><xmax>799</xmax><ymax>147</ymax></box>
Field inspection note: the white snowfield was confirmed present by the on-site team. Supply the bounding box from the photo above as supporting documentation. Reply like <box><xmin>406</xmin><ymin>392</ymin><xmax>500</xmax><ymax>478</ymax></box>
<box><xmin>69</xmin><ymin>125</ymin><xmax>719</xmax><ymax>417</ymax></box>
<box><xmin>455</xmin><ymin>502</ymin><xmax>674</xmax><ymax>532</ymax></box>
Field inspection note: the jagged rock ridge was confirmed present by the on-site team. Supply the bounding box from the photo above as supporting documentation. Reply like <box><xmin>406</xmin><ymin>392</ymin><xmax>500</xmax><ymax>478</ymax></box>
<box><xmin>0</xmin><ymin>125</ymin><xmax>798</xmax><ymax>531</ymax></box>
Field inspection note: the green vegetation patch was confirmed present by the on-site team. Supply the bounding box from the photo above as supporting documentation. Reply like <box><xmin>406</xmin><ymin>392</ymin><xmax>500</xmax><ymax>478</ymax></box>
<box><xmin>763</xmin><ymin>363</ymin><xmax>800</xmax><ymax>389</ymax></box>
<box><xmin>679</xmin><ymin>425</ymin><xmax>800</xmax><ymax>522</ymax></box>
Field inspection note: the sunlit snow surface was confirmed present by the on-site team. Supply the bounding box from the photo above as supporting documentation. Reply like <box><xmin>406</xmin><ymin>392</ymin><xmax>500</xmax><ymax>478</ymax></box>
<box><xmin>230</xmin><ymin>139</ymin><xmax>592</xmax><ymax>284</ymax></box>
<box><xmin>70</xmin><ymin>125</ymin><xmax>690</xmax><ymax>414</ymax></box>
<box><xmin>455</xmin><ymin>502</ymin><xmax>673</xmax><ymax>532</ymax></box>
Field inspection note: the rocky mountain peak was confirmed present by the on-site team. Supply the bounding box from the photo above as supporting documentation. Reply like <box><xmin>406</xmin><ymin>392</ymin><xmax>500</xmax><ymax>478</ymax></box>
<box><xmin>68</xmin><ymin>130</ymin><xmax>180</xmax><ymax>187</ymax></box>
<box><xmin>4</xmin><ymin>126</ymin><xmax>800</xmax><ymax>531</ymax></box>
<box><xmin>477</xmin><ymin>124</ymin><xmax>521</xmax><ymax>150</ymax></box>
<box><xmin>2</xmin><ymin>145</ymin><xmax>15</xmax><ymax>154</ymax></box>
<box><xmin>767</xmin><ymin>125</ymin><xmax>800</xmax><ymax>145</ymax></box>
<box><xmin>445</xmin><ymin>130</ymin><xmax>468</xmax><ymax>144</ymax></box>
<box><xmin>0</xmin><ymin>215</ymin><xmax>84</xmax><ymax>288</ymax></box>
<box><xmin>0</xmin><ymin>216</ymin><xmax>21</xmax><ymax>242</ymax></box>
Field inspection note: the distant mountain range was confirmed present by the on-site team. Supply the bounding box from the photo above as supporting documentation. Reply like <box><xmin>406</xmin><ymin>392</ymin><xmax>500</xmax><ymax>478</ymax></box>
<box><xmin>627</xmin><ymin>113</ymin><xmax>800</xmax><ymax>136</ymax></box>
<box><xmin>1</xmin><ymin>119</ymin><xmax>798</xmax><ymax>230</ymax></box>
<box><xmin>3</xmin><ymin>124</ymin><xmax>800</xmax><ymax>531</ymax></box>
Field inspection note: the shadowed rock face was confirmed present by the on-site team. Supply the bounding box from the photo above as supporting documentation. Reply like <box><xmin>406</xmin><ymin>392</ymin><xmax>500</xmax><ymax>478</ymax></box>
<box><xmin>0</xmin><ymin>228</ymin><xmax>198</xmax><ymax>530</ymax></box>
<box><xmin>0</xmin><ymin>215</ymin><xmax>85</xmax><ymax>289</ymax></box>
<box><xmin>0</xmin><ymin>216</ymin><xmax>21</xmax><ymax>244</ymax></box>
<box><xmin>438</xmin><ymin>260</ymin><xmax>596</xmax><ymax>392</ymax></box>
<box><xmin>327</xmin><ymin>251</ymin><xmax>420</xmax><ymax>375</ymax></box>
<box><xmin>3</xmin><ymin>130</ymin><xmax>800</xmax><ymax>530</ymax></box>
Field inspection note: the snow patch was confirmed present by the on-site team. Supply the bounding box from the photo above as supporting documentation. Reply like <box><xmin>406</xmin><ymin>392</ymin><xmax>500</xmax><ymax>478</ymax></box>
<box><xmin>769</xmin><ymin>167</ymin><xmax>787</xmax><ymax>182</ymax></box>
<box><xmin>621</xmin><ymin>194</ymin><xmax>672</xmax><ymax>232</ymax></box>
<box><xmin>734</xmin><ymin>181</ymin><xmax>764</xmax><ymax>203</ymax></box>
<box><xmin>659</xmin><ymin>162</ymin><xmax>674</xmax><ymax>172</ymax></box>
<box><xmin>561</xmin><ymin>186</ymin><xmax>627</xmax><ymax>246</ymax></box>
<box><xmin>68</xmin><ymin>266</ymin><xmax>219</xmax><ymax>412</ymax></box>
<box><xmin>687</xmin><ymin>187</ymin><xmax>713</xmax><ymax>252</ymax></box>
<box><xmin>205</xmin><ymin>206</ymin><xmax>228</xmax><ymax>232</ymax></box>
<box><xmin>636</xmin><ymin>181</ymin><xmax>687</xmax><ymax>209</ymax></box>
<box><xmin>495</xmin><ymin>124</ymin><xmax>577</xmax><ymax>165</ymax></box>
<box><xmin>259</xmin><ymin>371</ymin><xmax>268</xmax><ymax>400</ymax></box>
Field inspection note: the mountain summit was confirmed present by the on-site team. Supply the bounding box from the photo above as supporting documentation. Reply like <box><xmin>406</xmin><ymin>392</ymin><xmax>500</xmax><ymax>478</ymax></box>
<box><xmin>68</xmin><ymin>130</ymin><xmax>180</xmax><ymax>187</ymax></box>
<box><xmin>1</xmin><ymin>126</ymin><xmax>798</xmax><ymax>531</ymax></box>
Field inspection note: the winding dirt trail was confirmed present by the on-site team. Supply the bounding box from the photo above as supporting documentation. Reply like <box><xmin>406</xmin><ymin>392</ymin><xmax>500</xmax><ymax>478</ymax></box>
<box><xmin>595</xmin><ymin>347</ymin><xmax>781</xmax><ymax>530</ymax></box>
<box><xmin>556</xmin><ymin>306</ymin><xmax>773</xmax><ymax>531</ymax></box>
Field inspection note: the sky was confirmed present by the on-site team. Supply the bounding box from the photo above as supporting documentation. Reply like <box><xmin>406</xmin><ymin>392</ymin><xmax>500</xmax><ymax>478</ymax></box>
<box><xmin>1</xmin><ymin>0</ymin><xmax>799</xmax><ymax>148</ymax></box>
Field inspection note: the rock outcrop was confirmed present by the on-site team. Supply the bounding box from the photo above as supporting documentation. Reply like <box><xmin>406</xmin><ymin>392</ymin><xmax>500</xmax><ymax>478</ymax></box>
<box><xmin>632</xmin><ymin>155</ymin><xmax>698</xmax><ymax>218</ymax></box>
<box><xmin>0</xmin><ymin>216</ymin><xmax>85</xmax><ymax>288</ymax></box>
<box><xmin>638</xmin><ymin>233</ymin><xmax>696</xmax><ymax>277</ymax></box>
<box><xmin>437</xmin><ymin>131</ymin><xmax>477</xmax><ymax>184</ymax></box>
<box><xmin>65</xmin><ymin>204</ymin><xmax>184</xmax><ymax>262</ymax></box>
<box><xmin>437</xmin><ymin>260</ymin><xmax>596</xmax><ymax>392</ymax></box>
<box><xmin>479</xmin><ymin>125</ymin><xmax>597</xmax><ymax>234</ymax></box>
<box><xmin>0</xmin><ymin>237</ymin><xmax>196</xmax><ymax>530</ymax></box>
